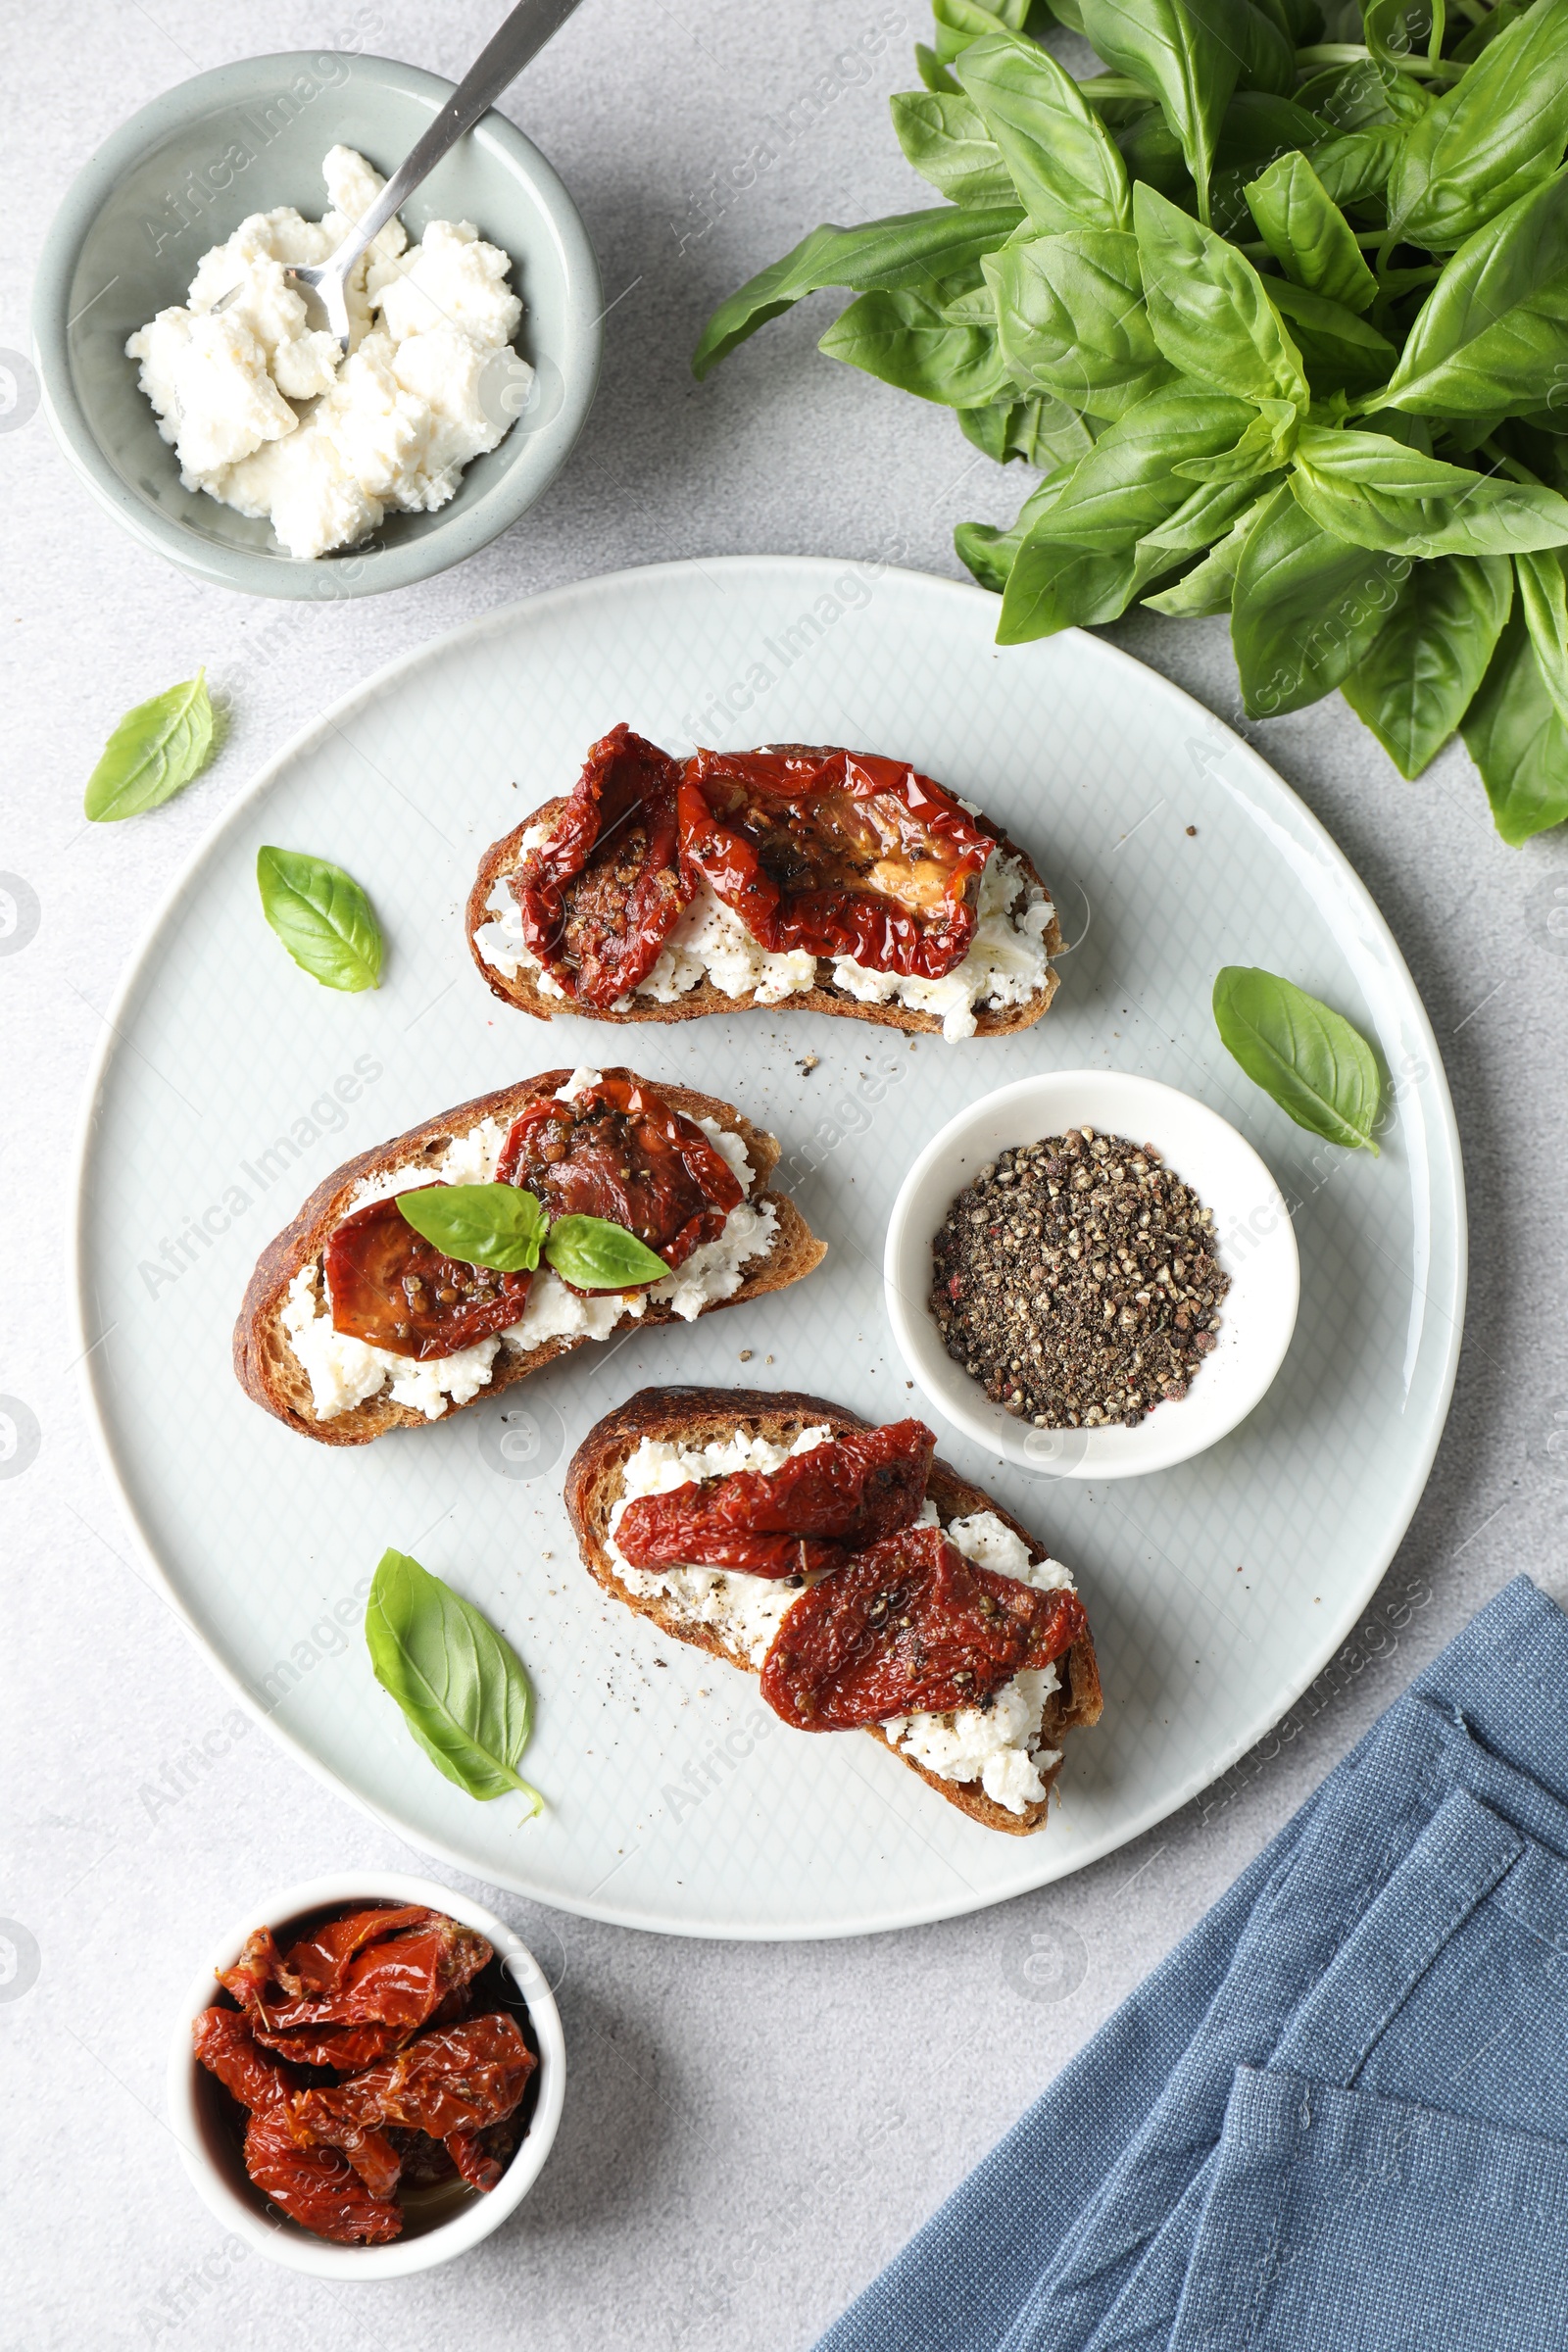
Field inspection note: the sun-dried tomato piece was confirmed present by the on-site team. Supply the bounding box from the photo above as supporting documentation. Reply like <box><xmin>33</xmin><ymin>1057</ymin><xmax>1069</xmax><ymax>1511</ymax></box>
<box><xmin>497</xmin><ymin>1073</ymin><xmax>742</xmax><ymax>1281</ymax></box>
<box><xmin>244</xmin><ymin>2105</ymin><xmax>404</xmax><ymax>2244</ymax></box>
<box><xmin>323</xmin><ymin>1187</ymin><xmax>534</xmax><ymax>1360</ymax></box>
<box><xmin>513</xmin><ymin>724</ymin><xmax>691</xmax><ymax>1005</ymax></box>
<box><xmin>295</xmin><ymin>2015</ymin><xmax>536</xmax><ymax>2193</ymax></box>
<box><xmin>616</xmin><ymin>1419</ymin><xmax>936</xmax><ymax>1579</ymax></box>
<box><xmin>760</xmin><ymin>1522</ymin><xmax>1086</xmax><ymax>1730</ymax></box>
<box><xmin>678</xmin><ymin>745</ymin><xmax>993</xmax><ymax>977</ymax></box>
<box><xmin>192</xmin><ymin>2006</ymin><xmax>300</xmax><ymax>2113</ymax></box>
<box><xmin>277</xmin><ymin>1905</ymin><xmax>440</xmax><ymax>1997</ymax></box>
<box><xmin>222</xmin><ymin>1917</ymin><xmax>492</xmax><ymax>2070</ymax></box>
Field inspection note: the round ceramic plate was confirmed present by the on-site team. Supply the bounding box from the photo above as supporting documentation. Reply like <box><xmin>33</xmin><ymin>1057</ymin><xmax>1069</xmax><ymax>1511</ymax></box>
<box><xmin>74</xmin><ymin>557</ymin><xmax>1465</xmax><ymax>1938</ymax></box>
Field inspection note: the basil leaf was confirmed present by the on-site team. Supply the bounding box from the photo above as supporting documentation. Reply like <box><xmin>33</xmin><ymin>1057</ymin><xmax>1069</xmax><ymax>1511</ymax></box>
<box><xmin>1307</xmin><ymin>124</ymin><xmax>1401</xmax><ymax>208</ymax></box>
<box><xmin>1387</xmin><ymin>0</ymin><xmax>1568</xmax><ymax>250</ymax></box>
<box><xmin>1212</xmin><ymin>966</ymin><xmax>1382</xmax><ymax>1153</ymax></box>
<box><xmin>1379</xmin><ymin>175</ymin><xmax>1568</xmax><ymax>422</ymax></box>
<box><xmin>999</xmin><ymin>536</ymin><xmax>1178</xmax><ymax>641</ymax></box>
<box><xmin>1171</xmin><ymin>398</ymin><xmax>1298</xmax><ymax>483</ymax></box>
<box><xmin>1134</xmin><ymin>184</ymin><xmax>1309</xmax><ymax>408</ymax></box>
<box><xmin>83</xmin><ymin>670</ymin><xmax>215</xmax><ymax>822</ymax></box>
<box><xmin>1141</xmin><ymin>472</ymin><xmax>1275</xmax><ymax>554</ymax></box>
<box><xmin>692</xmin><ymin>205</ymin><xmax>1023</xmax><ymax>378</ymax></box>
<box><xmin>1516</xmin><ymin>547</ymin><xmax>1568</xmax><ymax>731</ymax></box>
<box><xmin>890</xmin><ymin>91</ymin><xmax>1017</xmax><ymax>208</ymax></box>
<box><xmin>1116</xmin><ymin>107</ymin><xmax>1198</xmax><ymax>208</ymax></box>
<box><xmin>983</xmin><ymin>231</ymin><xmax>1173</xmax><ymax>419</ymax></box>
<box><xmin>396</xmin><ymin>1184</ymin><xmax>548</xmax><ymax>1273</ymax></box>
<box><xmin>1263</xmin><ymin>280</ymin><xmax>1396</xmax><ymax>397</ymax></box>
<box><xmin>545</xmin><ymin>1215</ymin><xmax>671</xmax><ymax>1291</ymax></box>
<box><xmin>366</xmin><ymin>1550</ymin><xmax>543</xmax><ymax>1812</ymax></box>
<box><xmin>933</xmin><ymin>0</ymin><xmax>1031</xmax><ymax>62</ymax></box>
<box><xmin>1078</xmin><ymin>0</ymin><xmax>1241</xmax><ymax>220</ymax></box>
<box><xmin>256</xmin><ymin>846</ymin><xmax>383</xmax><ymax>992</ymax></box>
<box><xmin>1342</xmin><ymin>554</ymin><xmax>1514</xmax><ymax>776</ymax></box>
<box><xmin>818</xmin><ymin>286</ymin><xmax>1017</xmax><ymax>407</ymax></box>
<box><xmin>1144</xmin><ymin>487</ymin><xmax>1279</xmax><ymax>612</ymax></box>
<box><xmin>916</xmin><ymin>42</ymin><xmax>961</xmax><ymax>93</ymax></box>
<box><xmin>1245</xmin><ymin>153</ymin><xmax>1378</xmax><ymax>313</ymax></box>
<box><xmin>1231</xmin><ymin>480</ymin><xmax>1404</xmax><ymax>714</ymax></box>
<box><xmin>956</xmin><ymin>393</ymin><xmax>1097</xmax><ymax>467</ymax></box>
<box><xmin>1461</xmin><ymin>607</ymin><xmax>1568</xmax><ymax>844</ymax></box>
<box><xmin>1008</xmin><ymin>383</ymin><xmax>1256</xmax><ymax>551</ymax></box>
<box><xmin>956</xmin><ymin>32</ymin><xmax>1132</xmax><ymax>231</ymax></box>
<box><xmin>1291</xmin><ymin>425</ymin><xmax>1568</xmax><ymax>556</ymax></box>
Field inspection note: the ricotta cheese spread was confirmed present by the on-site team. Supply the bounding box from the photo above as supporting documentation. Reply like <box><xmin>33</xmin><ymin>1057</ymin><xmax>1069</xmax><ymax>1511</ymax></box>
<box><xmin>280</xmin><ymin>1071</ymin><xmax>774</xmax><ymax>1421</ymax></box>
<box><xmin>126</xmin><ymin>146</ymin><xmax>528</xmax><ymax>560</ymax></box>
<box><xmin>473</xmin><ymin>841</ymin><xmax>1054</xmax><ymax>1041</ymax></box>
<box><xmin>607</xmin><ymin>1430</ymin><xmax>1076</xmax><ymax>1814</ymax></box>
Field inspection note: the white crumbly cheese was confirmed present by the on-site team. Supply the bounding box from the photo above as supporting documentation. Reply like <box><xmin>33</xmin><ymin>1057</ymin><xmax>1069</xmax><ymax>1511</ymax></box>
<box><xmin>472</xmin><ymin>847</ymin><xmax>1054</xmax><ymax>1039</ymax></box>
<box><xmin>280</xmin><ymin>1073</ymin><xmax>769</xmax><ymax>1421</ymax></box>
<box><xmin>609</xmin><ymin>1426</ymin><xmax>837</xmax><ymax>1665</ymax></box>
<box><xmin>609</xmin><ymin>1433</ymin><xmax>1077</xmax><ymax>1815</ymax></box>
<box><xmin>126</xmin><ymin>145</ymin><xmax>528</xmax><ymax>560</ymax></box>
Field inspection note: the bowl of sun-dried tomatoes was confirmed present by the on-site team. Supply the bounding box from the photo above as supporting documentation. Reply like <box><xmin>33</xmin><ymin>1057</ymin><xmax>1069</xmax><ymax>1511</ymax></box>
<box><xmin>168</xmin><ymin>1872</ymin><xmax>565</xmax><ymax>2275</ymax></box>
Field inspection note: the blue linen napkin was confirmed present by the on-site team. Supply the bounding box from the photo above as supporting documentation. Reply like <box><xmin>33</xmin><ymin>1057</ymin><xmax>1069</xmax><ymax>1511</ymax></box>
<box><xmin>814</xmin><ymin>1576</ymin><xmax>1568</xmax><ymax>2352</ymax></box>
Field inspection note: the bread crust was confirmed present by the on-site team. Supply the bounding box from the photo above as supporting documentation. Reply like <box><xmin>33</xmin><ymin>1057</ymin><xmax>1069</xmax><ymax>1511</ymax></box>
<box><xmin>565</xmin><ymin>1386</ymin><xmax>1103</xmax><ymax>1838</ymax></box>
<box><xmin>233</xmin><ymin>1073</ymin><xmax>827</xmax><ymax>1448</ymax></box>
<box><xmin>466</xmin><ymin>800</ymin><xmax>1063</xmax><ymax>1037</ymax></box>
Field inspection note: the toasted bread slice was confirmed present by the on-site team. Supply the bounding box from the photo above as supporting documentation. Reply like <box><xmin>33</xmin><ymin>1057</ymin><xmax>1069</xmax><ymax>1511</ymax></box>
<box><xmin>466</xmin><ymin>800</ymin><xmax>1063</xmax><ymax>1038</ymax></box>
<box><xmin>565</xmin><ymin>1386</ymin><xmax>1103</xmax><ymax>1837</ymax></box>
<box><xmin>234</xmin><ymin>1074</ymin><xmax>826</xmax><ymax>1448</ymax></box>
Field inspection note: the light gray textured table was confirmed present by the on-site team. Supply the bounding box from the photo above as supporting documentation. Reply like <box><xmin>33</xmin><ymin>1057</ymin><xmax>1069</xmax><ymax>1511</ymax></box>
<box><xmin>5</xmin><ymin>6</ymin><xmax>1566</xmax><ymax>2347</ymax></box>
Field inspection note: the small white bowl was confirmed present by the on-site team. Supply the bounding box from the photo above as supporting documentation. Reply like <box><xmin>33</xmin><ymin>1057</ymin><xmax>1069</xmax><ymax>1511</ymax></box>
<box><xmin>884</xmin><ymin>1071</ymin><xmax>1299</xmax><ymax>1481</ymax></box>
<box><xmin>168</xmin><ymin>1871</ymin><xmax>564</xmax><ymax>2278</ymax></box>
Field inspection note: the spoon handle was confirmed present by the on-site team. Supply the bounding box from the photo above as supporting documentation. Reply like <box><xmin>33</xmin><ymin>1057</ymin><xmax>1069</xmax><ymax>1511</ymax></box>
<box><xmin>329</xmin><ymin>0</ymin><xmax>586</xmax><ymax>281</ymax></box>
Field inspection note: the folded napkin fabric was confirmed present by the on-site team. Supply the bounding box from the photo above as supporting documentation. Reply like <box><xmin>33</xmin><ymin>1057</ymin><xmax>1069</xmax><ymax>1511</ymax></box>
<box><xmin>814</xmin><ymin>1576</ymin><xmax>1568</xmax><ymax>2352</ymax></box>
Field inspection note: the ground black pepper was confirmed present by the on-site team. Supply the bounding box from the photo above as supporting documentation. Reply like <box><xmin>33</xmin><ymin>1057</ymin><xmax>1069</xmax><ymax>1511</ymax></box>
<box><xmin>929</xmin><ymin>1126</ymin><xmax>1231</xmax><ymax>1430</ymax></box>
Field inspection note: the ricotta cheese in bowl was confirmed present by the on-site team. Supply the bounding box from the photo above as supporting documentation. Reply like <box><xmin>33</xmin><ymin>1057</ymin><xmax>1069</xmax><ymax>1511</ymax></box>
<box><xmin>126</xmin><ymin>146</ymin><xmax>530</xmax><ymax>560</ymax></box>
<box><xmin>605</xmin><ymin>1428</ymin><xmax>1076</xmax><ymax>1816</ymax></box>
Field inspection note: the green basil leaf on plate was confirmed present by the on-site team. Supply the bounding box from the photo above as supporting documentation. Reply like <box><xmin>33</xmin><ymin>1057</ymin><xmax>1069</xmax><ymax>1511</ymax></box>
<box><xmin>397</xmin><ymin>1184</ymin><xmax>548</xmax><ymax>1273</ymax></box>
<box><xmin>1290</xmin><ymin>427</ymin><xmax>1568</xmax><ymax>558</ymax></box>
<box><xmin>692</xmin><ymin>203</ymin><xmax>1023</xmax><ymax>378</ymax></box>
<box><xmin>1342</xmin><ymin>554</ymin><xmax>1514</xmax><ymax>776</ymax></box>
<box><xmin>83</xmin><ymin>670</ymin><xmax>216</xmax><ymax>822</ymax></box>
<box><xmin>1134</xmin><ymin>183</ymin><xmax>1309</xmax><ymax>408</ymax></box>
<box><xmin>256</xmin><ymin>846</ymin><xmax>383</xmax><ymax>992</ymax></box>
<box><xmin>956</xmin><ymin>32</ymin><xmax>1132</xmax><ymax>232</ymax></box>
<box><xmin>1231</xmin><ymin>480</ymin><xmax>1402</xmax><ymax>715</ymax></box>
<box><xmin>1378</xmin><ymin>177</ymin><xmax>1568</xmax><ymax>420</ymax></box>
<box><xmin>818</xmin><ymin>285</ymin><xmax>1017</xmax><ymax>408</ymax></box>
<box><xmin>366</xmin><ymin>1549</ymin><xmax>544</xmax><ymax>1812</ymax></box>
<box><xmin>1078</xmin><ymin>0</ymin><xmax>1241</xmax><ymax>215</ymax></box>
<box><xmin>1462</xmin><ymin>606</ymin><xmax>1568</xmax><ymax>845</ymax></box>
<box><xmin>983</xmin><ymin>231</ymin><xmax>1173</xmax><ymax>419</ymax></box>
<box><xmin>1385</xmin><ymin>0</ymin><xmax>1568</xmax><ymax>250</ymax></box>
<box><xmin>1212</xmin><ymin>965</ymin><xmax>1381</xmax><ymax>1153</ymax></box>
<box><xmin>890</xmin><ymin>90</ymin><xmax>1017</xmax><ymax>209</ymax></box>
<box><xmin>1515</xmin><ymin>548</ymin><xmax>1568</xmax><ymax>731</ymax></box>
<box><xmin>544</xmin><ymin>1215</ymin><xmax>671</xmax><ymax>1291</ymax></box>
<box><xmin>1244</xmin><ymin>152</ymin><xmax>1377</xmax><ymax>313</ymax></box>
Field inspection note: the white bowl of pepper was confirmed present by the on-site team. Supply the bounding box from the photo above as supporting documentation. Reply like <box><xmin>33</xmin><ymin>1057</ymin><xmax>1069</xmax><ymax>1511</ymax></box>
<box><xmin>884</xmin><ymin>1072</ymin><xmax>1299</xmax><ymax>1481</ymax></box>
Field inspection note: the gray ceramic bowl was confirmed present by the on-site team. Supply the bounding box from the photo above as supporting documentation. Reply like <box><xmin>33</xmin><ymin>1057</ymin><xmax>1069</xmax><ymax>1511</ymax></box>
<box><xmin>32</xmin><ymin>50</ymin><xmax>602</xmax><ymax>599</ymax></box>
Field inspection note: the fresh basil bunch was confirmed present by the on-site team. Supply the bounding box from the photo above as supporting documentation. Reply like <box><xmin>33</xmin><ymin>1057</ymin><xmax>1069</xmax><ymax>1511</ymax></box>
<box><xmin>694</xmin><ymin>0</ymin><xmax>1568</xmax><ymax>843</ymax></box>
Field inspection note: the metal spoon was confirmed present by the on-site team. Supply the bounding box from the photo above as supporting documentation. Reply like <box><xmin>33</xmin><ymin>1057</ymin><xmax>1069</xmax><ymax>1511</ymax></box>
<box><xmin>218</xmin><ymin>0</ymin><xmax>586</xmax><ymax>347</ymax></box>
